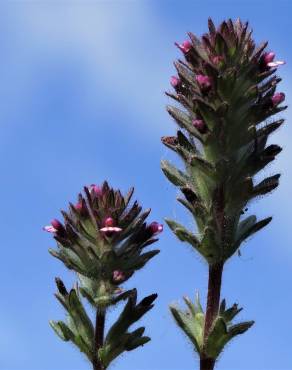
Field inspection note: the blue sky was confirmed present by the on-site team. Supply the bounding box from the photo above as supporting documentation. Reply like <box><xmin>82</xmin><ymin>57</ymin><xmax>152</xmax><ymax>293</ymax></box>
<box><xmin>0</xmin><ymin>1</ymin><xmax>291</xmax><ymax>370</ymax></box>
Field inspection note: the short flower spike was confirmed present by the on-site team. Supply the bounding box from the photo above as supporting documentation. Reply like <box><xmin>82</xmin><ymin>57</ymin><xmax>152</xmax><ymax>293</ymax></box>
<box><xmin>46</xmin><ymin>181</ymin><xmax>162</xmax><ymax>370</ymax></box>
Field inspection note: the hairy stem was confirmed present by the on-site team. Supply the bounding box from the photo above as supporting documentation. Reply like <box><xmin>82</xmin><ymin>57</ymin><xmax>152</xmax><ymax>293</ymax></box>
<box><xmin>200</xmin><ymin>261</ymin><xmax>224</xmax><ymax>370</ymax></box>
<box><xmin>92</xmin><ymin>307</ymin><xmax>106</xmax><ymax>370</ymax></box>
<box><xmin>200</xmin><ymin>357</ymin><xmax>216</xmax><ymax>370</ymax></box>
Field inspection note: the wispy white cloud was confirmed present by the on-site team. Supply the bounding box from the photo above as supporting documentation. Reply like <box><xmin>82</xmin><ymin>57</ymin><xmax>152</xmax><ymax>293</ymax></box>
<box><xmin>0</xmin><ymin>2</ymin><xmax>174</xmax><ymax>137</ymax></box>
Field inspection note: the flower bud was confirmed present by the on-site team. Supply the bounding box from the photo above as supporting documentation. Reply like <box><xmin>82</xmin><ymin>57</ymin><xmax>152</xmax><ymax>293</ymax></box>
<box><xmin>271</xmin><ymin>92</ymin><xmax>285</xmax><ymax>106</ymax></box>
<box><xmin>177</xmin><ymin>40</ymin><xmax>192</xmax><ymax>53</ymax></box>
<box><xmin>148</xmin><ymin>222</ymin><xmax>163</xmax><ymax>235</ymax></box>
<box><xmin>263</xmin><ymin>52</ymin><xmax>275</xmax><ymax>64</ymax></box>
<box><xmin>104</xmin><ymin>217</ymin><xmax>114</xmax><ymax>227</ymax></box>
<box><xmin>192</xmin><ymin>119</ymin><xmax>207</xmax><ymax>133</ymax></box>
<box><xmin>196</xmin><ymin>74</ymin><xmax>212</xmax><ymax>90</ymax></box>
<box><xmin>74</xmin><ymin>200</ymin><xmax>89</xmax><ymax>218</ymax></box>
<box><xmin>112</xmin><ymin>270</ymin><xmax>126</xmax><ymax>283</ymax></box>
<box><xmin>170</xmin><ymin>76</ymin><xmax>181</xmax><ymax>88</ymax></box>
<box><xmin>89</xmin><ymin>184</ymin><xmax>102</xmax><ymax>196</ymax></box>
<box><xmin>75</xmin><ymin>202</ymin><xmax>83</xmax><ymax>211</ymax></box>
<box><xmin>51</xmin><ymin>219</ymin><xmax>63</xmax><ymax>230</ymax></box>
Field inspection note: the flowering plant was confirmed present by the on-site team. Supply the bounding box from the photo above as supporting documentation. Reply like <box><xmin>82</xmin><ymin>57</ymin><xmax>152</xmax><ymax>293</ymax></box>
<box><xmin>162</xmin><ymin>18</ymin><xmax>286</xmax><ymax>370</ymax></box>
<box><xmin>45</xmin><ymin>181</ymin><xmax>162</xmax><ymax>370</ymax></box>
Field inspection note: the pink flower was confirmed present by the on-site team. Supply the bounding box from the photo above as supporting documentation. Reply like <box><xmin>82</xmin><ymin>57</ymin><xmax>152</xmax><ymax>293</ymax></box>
<box><xmin>177</xmin><ymin>40</ymin><xmax>192</xmax><ymax>53</ymax></box>
<box><xmin>196</xmin><ymin>74</ymin><xmax>212</xmax><ymax>89</ymax></box>
<box><xmin>43</xmin><ymin>219</ymin><xmax>63</xmax><ymax>233</ymax></box>
<box><xmin>100</xmin><ymin>226</ymin><xmax>122</xmax><ymax>234</ymax></box>
<box><xmin>170</xmin><ymin>76</ymin><xmax>180</xmax><ymax>88</ymax></box>
<box><xmin>149</xmin><ymin>222</ymin><xmax>163</xmax><ymax>235</ymax></box>
<box><xmin>271</xmin><ymin>92</ymin><xmax>285</xmax><ymax>106</ymax></box>
<box><xmin>192</xmin><ymin>119</ymin><xmax>207</xmax><ymax>133</ymax></box>
<box><xmin>112</xmin><ymin>270</ymin><xmax>126</xmax><ymax>283</ymax></box>
<box><xmin>100</xmin><ymin>218</ymin><xmax>122</xmax><ymax>235</ymax></box>
<box><xmin>75</xmin><ymin>202</ymin><xmax>83</xmax><ymax>211</ymax></box>
<box><xmin>75</xmin><ymin>201</ymin><xmax>88</xmax><ymax>217</ymax></box>
<box><xmin>43</xmin><ymin>225</ymin><xmax>57</xmax><ymax>233</ymax></box>
<box><xmin>89</xmin><ymin>184</ymin><xmax>102</xmax><ymax>196</ymax></box>
<box><xmin>263</xmin><ymin>52</ymin><xmax>285</xmax><ymax>68</ymax></box>
<box><xmin>267</xmin><ymin>60</ymin><xmax>285</xmax><ymax>68</ymax></box>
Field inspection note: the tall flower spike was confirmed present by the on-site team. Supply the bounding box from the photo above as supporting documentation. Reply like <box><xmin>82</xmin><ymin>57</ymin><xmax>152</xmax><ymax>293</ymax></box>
<box><xmin>46</xmin><ymin>181</ymin><xmax>162</xmax><ymax>370</ymax></box>
<box><xmin>162</xmin><ymin>18</ymin><xmax>286</xmax><ymax>370</ymax></box>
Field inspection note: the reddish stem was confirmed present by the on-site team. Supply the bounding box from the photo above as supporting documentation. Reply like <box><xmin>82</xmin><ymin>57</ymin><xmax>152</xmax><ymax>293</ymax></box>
<box><xmin>92</xmin><ymin>308</ymin><xmax>106</xmax><ymax>370</ymax></box>
<box><xmin>200</xmin><ymin>262</ymin><xmax>224</xmax><ymax>370</ymax></box>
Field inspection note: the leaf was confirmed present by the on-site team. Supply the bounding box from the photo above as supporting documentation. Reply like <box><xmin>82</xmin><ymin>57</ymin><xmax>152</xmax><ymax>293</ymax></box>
<box><xmin>215</xmin><ymin>32</ymin><xmax>228</xmax><ymax>56</ymax></box>
<box><xmin>236</xmin><ymin>215</ymin><xmax>257</xmax><ymax>240</ymax></box>
<box><xmin>169</xmin><ymin>293</ymin><xmax>205</xmax><ymax>354</ymax></box>
<box><xmin>177</xmin><ymin>130</ymin><xmax>197</xmax><ymax>153</ymax></box>
<box><xmin>228</xmin><ymin>321</ymin><xmax>255</xmax><ymax>337</ymax></box>
<box><xmin>174</xmin><ymin>61</ymin><xmax>197</xmax><ymax>89</ymax></box>
<box><xmin>205</xmin><ymin>317</ymin><xmax>254</xmax><ymax>359</ymax></box>
<box><xmin>208</xmin><ymin>17</ymin><xmax>216</xmax><ymax>39</ymax></box>
<box><xmin>220</xmin><ymin>304</ymin><xmax>242</xmax><ymax>323</ymax></box>
<box><xmin>161</xmin><ymin>160</ymin><xmax>188</xmax><ymax>187</ymax></box>
<box><xmin>227</xmin><ymin>216</ymin><xmax>272</xmax><ymax>258</ymax></box>
<box><xmin>237</xmin><ymin>216</ymin><xmax>272</xmax><ymax>244</ymax></box>
<box><xmin>189</xmin><ymin>155</ymin><xmax>214</xmax><ymax>176</ymax></box>
<box><xmin>166</xmin><ymin>105</ymin><xmax>204</xmax><ymax>140</ymax></box>
<box><xmin>165</xmin><ymin>219</ymin><xmax>200</xmax><ymax>248</ymax></box>
<box><xmin>49</xmin><ymin>320</ymin><xmax>73</xmax><ymax>341</ymax></box>
<box><xmin>188</xmin><ymin>32</ymin><xmax>210</xmax><ymax>61</ymax></box>
<box><xmin>130</xmin><ymin>250</ymin><xmax>160</xmax><ymax>270</ymax></box>
<box><xmin>251</xmin><ymin>174</ymin><xmax>280</xmax><ymax>198</ymax></box>
<box><xmin>102</xmin><ymin>291</ymin><xmax>156</xmax><ymax>367</ymax></box>
<box><xmin>205</xmin><ymin>317</ymin><xmax>228</xmax><ymax>358</ymax></box>
<box><xmin>68</xmin><ymin>290</ymin><xmax>95</xmax><ymax>346</ymax></box>
<box><xmin>195</xmin><ymin>100</ymin><xmax>217</xmax><ymax>130</ymax></box>
<box><xmin>125</xmin><ymin>327</ymin><xmax>150</xmax><ymax>351</ymax></box>
<box><xmin>125</xmin><ymin>336</ymin><xmax>150</xmax><ymax>351</ymax></box>
<box><xmin>169</xmin><ymin>305</ymin><xmax>203</xmax><ymax>353</ymax></box>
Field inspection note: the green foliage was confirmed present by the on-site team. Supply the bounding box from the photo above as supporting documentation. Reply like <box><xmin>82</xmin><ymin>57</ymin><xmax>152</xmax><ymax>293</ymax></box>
<box><xmin>162</xmin><ymin>18</ymin><xmax>285</xmax><ymax>264</ymax></box>
<box><xmin>100</xmin><ymin>289</ymin><xmax>157</xmax><ymax>367</ymax></box>
<box><xmin>170</xmin><ymin>294</ymin><xmax>254</xmax><ymax>360</ymax></box>
<box><xmin>50</xmin><ymin>280</ymin><xmax>95</xmax><ymax>361</ymax></box>
<box><xmin>170</xmin><ymin>293</ymin><xmax>205</xmax><ymax>353</ymax></box>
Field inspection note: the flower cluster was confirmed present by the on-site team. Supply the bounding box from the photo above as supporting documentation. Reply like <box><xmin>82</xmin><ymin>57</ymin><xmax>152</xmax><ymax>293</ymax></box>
<box><xmin>45</xmin><ymin>181</ymin><xmax>163</xmax><ymax>298</ymax></box>
<box><xmin>168</xmin><ymin>21</ymin><xmax>286</xmax><ymax>139</ymax></box>
<box><xmin>46</xmin><ymin>181</ymin><xmax>163</xmax><ymax>370</ymax></box>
